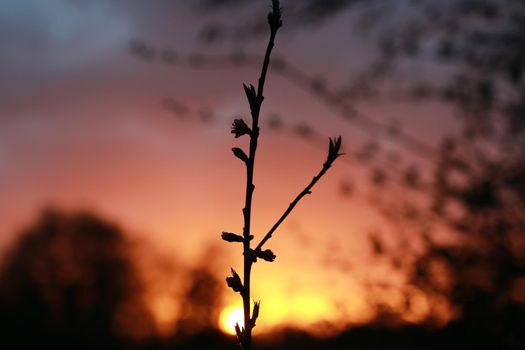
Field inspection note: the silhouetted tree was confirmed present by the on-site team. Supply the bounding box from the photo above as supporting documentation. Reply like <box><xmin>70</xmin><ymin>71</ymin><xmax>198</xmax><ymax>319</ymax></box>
<box><xmin>356</xmin><ymin>1</ymin><xmax>525</xmax><ymax>345</ymax></box>
<box><xmin>176</xmin><ymin>265</ymin><xmax>223</xmax><ymax>335</ymax></box>
<box><xmin>0</xmin><ymin>209</ymin><xmax>156</xmax><ymax>349</ymax></box>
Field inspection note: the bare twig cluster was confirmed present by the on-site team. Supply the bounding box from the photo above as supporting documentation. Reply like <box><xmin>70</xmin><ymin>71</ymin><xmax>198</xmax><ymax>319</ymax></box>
<box><xmin>130</xmin><ymin>28</ymin><xmax>438</xmax><ymax>195</ymax></box>
<box><xmin>129</xmin><ymin>39</ymin><xmax>438</xmax><ymax>165</ymax></box>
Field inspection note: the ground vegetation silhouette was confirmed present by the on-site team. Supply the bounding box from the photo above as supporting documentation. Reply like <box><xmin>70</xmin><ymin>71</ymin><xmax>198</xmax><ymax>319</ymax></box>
<box><xmin>0</xmin><ymin>209</ymin><xmax>155</xmax><ymax>349</ymax></box>
<box><xmin>0</xmin><ymin>209</ymin><xmax>229</xmax><ymax>349</ymax></box>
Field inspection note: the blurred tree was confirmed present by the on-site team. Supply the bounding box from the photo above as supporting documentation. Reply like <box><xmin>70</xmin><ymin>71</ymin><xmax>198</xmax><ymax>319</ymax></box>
<box><xmin>347</xmin><ymin>2</ymin><xmax>525</xmax><ymax>346</ymax></box>
<box><xmin>0</xmin><ymin>209</ymin><xmax>156</xmax><ymax>349</ymax></box>
<box><xmin>175</xmin><ymin>249</ymin><xmax>223</xmax><ymax>336</ymax></box>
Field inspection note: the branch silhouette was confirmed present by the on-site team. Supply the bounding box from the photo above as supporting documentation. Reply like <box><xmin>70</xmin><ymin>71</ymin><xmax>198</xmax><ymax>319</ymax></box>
<box><xmin>255</xmin><ymin>137</ymin><xmax>342</xmax><ymax>251</ymax></box>
<box><xmin>158</xmin><ymin>95</ymin><xmax>433</xmax><ymax>195</ymax></box>
<box><xmin>219</xmin><ymin>2</ymin><xmax>341</xmax><ymax>349</ymax></box>
<box><xmin>130</xmin><ymin>42</ymin><xmax>438</xmax><ymax>196</ymax></box>
<box><xmin>129</xmin><ymin>42</ymin><xmax>438</xmax><ymax>165</ymax></box>
<box><xmin>158</xmin><ymin>91</ymin><xmax>435</xmax><ymax>201</ymax></box>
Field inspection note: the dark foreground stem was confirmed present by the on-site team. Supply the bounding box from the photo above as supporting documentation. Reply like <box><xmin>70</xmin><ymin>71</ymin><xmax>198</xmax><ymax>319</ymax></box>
<box><xmin>240</xmin><ymin>5</ymin><xmax>281</xmax><ymax>350</ymax></box>
<box><xmin>226</xmin><ymin>2</ymin><xmax>341</xmax><ymax>350</ymax></box>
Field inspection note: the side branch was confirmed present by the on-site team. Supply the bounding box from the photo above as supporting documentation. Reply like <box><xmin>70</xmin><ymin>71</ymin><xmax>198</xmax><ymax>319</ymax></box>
<box><xmin>254</xmin><ymin>164</ymin><xmax>328</xmax><ymax>251</ymax></box>
<box><xmin>255</xmin><ymin>137</ymin><xmax>343</xmax><ymax>251</ymax></box>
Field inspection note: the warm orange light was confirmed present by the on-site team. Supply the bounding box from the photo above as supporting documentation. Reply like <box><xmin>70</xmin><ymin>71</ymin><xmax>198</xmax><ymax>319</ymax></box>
<box><xmin>150</xmin><ymin>295</ymin><xmax>179</xmax><ymax>336</ymax></box>
<box><xmin>219</xmin><ymin>305</ymin><xmax>245</xmax><ymax>335</ymax></box>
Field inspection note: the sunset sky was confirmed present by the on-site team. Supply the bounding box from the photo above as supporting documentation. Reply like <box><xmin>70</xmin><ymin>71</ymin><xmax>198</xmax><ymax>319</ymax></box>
<box><xmin>0</xmin><ymin>0</ymin><xmax>460</xmax><ymax>335</ymax></box>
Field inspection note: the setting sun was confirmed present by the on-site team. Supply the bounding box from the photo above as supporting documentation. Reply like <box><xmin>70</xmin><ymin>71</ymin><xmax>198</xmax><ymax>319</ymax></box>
<box><xmin>219</xmin><ymin>305</ymin><xmax>245</xmax><ymax>335</ymax></box>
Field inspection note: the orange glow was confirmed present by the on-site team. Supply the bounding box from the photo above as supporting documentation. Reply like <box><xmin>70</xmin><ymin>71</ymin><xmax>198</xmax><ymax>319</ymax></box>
<box><xmin>219</xmin><ymin>305</ymin><xmax>245</xmax><ymax>335</ymax></box>
<box><xmin>290</xmin><ymin>294</ymin><xmax>335</xmax><ymax>323</ymax></box>
<box><xmin>150</xmin><ymin>295</ymin><xmax>179</xmax><ymax>336</ymax></box>
<box><xmin>217</xmin><ymin>293</ymin><xmax>355</xmax><ymax>336</ymax></box>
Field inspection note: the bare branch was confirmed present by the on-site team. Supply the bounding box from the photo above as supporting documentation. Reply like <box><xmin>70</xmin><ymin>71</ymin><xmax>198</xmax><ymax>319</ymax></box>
<box><xmin>256</xmin><ymin>137</ymin><xmax>343</xmax><ymax>251</ymax></box>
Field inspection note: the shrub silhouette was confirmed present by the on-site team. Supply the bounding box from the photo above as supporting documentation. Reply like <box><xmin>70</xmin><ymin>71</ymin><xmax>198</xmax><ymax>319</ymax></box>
<box><xmin>176</xmin><ymin>264</ymin><xmax>223</xmax><ymax>335</ymax></box>
<box><xmin>0</xmin><ymin>209</ymin><xmax>155</xmax><ymax>349</ymax></box>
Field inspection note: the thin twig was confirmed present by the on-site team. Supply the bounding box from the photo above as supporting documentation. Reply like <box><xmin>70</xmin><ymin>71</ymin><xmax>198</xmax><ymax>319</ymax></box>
<box><xmin>256</xmin><ymin>159</ymin><xmax>333</xmax><ymax>251</ymax></box>
<box><xmin>238</xmin><ymin>2</ymin><xmax>282</xmax><ymax>350</ymax></box>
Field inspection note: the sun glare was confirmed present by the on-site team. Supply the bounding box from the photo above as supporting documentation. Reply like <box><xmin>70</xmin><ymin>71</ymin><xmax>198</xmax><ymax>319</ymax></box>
<box><xmin>219</xmin><ymin>305</ymin><xmax>245</xmax><ymax>335</ymax></box>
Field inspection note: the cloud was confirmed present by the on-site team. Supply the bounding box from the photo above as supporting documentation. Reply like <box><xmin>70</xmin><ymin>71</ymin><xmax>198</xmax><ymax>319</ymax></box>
<box><xmin>0</xmin><ymin>0</ymin><xmax>132</xmax><ymax>73</ymax></box>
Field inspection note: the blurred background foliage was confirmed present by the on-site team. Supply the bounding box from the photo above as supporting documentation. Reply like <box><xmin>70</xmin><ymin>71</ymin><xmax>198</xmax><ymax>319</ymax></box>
<box><xmin>1</xmin><ymin>0</ymin><xmax>524</xmax><ymax>349</ymax></box>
